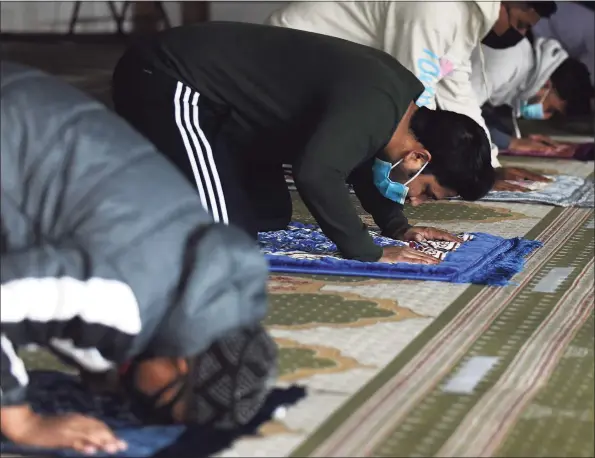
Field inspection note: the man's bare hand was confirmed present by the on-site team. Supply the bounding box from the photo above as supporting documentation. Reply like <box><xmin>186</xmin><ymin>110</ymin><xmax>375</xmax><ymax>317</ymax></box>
<box><xmin>402</xmin><ymin>226</ymin><xmax>463</xmax><ymax>243</ymax></box>
<box><xmin>509</xmin><ymin>137</ymin><xmax>555</xmax><ymax>153</ymax></box>
<box><xmin>1</xmin><ymin>405</ymin><xmax>126</xmax><ymax>455</ymax></box>
<box><xmin>496</xmin><ymin>166</ymin><xmax>551</xmax><ymax>183</ymax></box>
<box><xmin>493</xmin><ymin>166</ymin><xmax>551</xmax><ymax>192</ymax></box>
<box><xmin>528</xmin><ymin>134</ymin><xmax>561</xmax><ymax>148</ymax></box>
<box><xmin>493</xmin><ymin>180</ymin><xmax>531</xmax><ymax>192</ymax></box>
<box><xmin>379</xmin><ymin>246</ymin><xmax>440</xmax><ymax>265</ymax></box>
<box><xmin>407</xmin><ymin>195</ymin><xmax>429</xmax><ymax>207</ymax></box>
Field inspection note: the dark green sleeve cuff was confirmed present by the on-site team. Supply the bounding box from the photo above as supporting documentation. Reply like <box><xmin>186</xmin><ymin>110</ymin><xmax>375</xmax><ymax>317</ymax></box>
<box><xmin>338</xmin><ymin>224</ymin><xmax>383</xmax><ymax>262</ymax></box>
<box><xmin>380</xmin><ymin>218</ymin><xmax>412</xmax><ymax>240</ymax></box>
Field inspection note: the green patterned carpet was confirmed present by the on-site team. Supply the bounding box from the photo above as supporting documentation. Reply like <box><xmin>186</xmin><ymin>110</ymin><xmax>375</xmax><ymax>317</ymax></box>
<box><xmin>3</xmin><ymin>41</ymin><xmax>594</xmax><ymax>458</ymax></box>
<box><xmin>18</xmin><ymin>186</ymin><xmax>595</xmax><ymax>458</ymax></box>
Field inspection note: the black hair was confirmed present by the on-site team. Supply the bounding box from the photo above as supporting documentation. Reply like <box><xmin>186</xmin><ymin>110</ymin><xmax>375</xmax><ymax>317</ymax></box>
<box><xmin>514</xmin><ymin>1</ymin><xmax>557</xmax><ymax>17</ymax></box>
<box><xmin>410</xmin><ymin>107</ymin><xmax>495</xmax><ymax>201</ymax></box>
<box><xmin>550</xmin><ymin>58</ymin><xmax>595</xmax><ymax>116</ymax></box>
<box><xmin>576</xmin><ymin>1</ymin><xmax>595</xmax><ymax>13</ymax></box>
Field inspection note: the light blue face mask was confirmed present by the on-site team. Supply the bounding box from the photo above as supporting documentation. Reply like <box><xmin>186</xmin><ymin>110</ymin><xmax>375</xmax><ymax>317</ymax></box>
<box><xmin>520</xmin><ymin>88</ymin><xmax>550</xmax><ymax>120</ymax></box>
<box><xmin>372</xmin><ymin>158</ymin><xmax>429</xmax><ymax>205</ymax></box>
<box><xmin>520</xmin><ymin>101</ymin><xmax>546</xmax><ymax>120</ymax></box>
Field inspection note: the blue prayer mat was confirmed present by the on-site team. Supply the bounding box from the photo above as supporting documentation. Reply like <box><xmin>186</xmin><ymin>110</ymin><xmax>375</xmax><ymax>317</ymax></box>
<box><xmin>259</xmin><ymin>223</ymin><xmax>541</xmax><ymax>286</ymax></box>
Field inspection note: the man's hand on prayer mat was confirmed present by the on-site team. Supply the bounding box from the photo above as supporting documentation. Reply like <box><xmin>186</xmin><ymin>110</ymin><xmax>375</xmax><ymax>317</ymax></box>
<box><xmin>509</xmin><ymin>137</ymin><xmax>557</xmax><ymax>153</ymax></box>
<box><xmin>379</xmin><ymin>246</ymin><xmax>440</xmax><ymax>265</ymax></box>
<box><xmin>528</xmin><ymin>134</ymin><xmax>561</xmax><ymax>148</ymax></box>
<box><xmin>494</xmin><ymin>167</ymin><xmax>552</xmax><ymax>192</ymax></box>
<box><xmin>497</xmin><ymin>167</ymin><xmax>551</xmax><ymax>183</ymax></box>
<box><xmin>1</xmin><ymin>405</ymin><xmax>127</xmax><ymax>455</ymax></box>
<box><xmin>401</xmin><ymin>226</ymin><xmax>463</xmax><ymax>244</ymax></box>
<box><xmin>493</xmin><ymin>179</ymin><xmax>531</xmax><ymax>192</ymax></box>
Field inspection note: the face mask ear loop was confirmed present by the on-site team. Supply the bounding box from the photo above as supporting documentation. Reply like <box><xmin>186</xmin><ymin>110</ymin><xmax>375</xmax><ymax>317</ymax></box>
<box><xmin>384</xmin><ymin>158</ymin><xmax>404</xmax><ymax>184</ymax></box>
<box><xmin>389</xmin><ymin>158</ymin><xmax>404</xmax><ymax>171</ymax></box>
<box><xmin>539</xmin><ymin>87</ymin><xmax>551</xmax><ymax>104</ymax></box>
<box><xmin>404</xmin><ymin>160</ymin><xmax>430</xmax><ymax>186</ymax></box>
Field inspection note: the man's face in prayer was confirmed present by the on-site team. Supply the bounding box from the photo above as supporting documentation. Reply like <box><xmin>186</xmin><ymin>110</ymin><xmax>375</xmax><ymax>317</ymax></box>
<box><xmin>529</xmin><ymin>83</ymin><xmax>567</xmax><ymax>119</ymax></box>
<box><xmin>404</xmin><ymin>174</ymin><xmax>458</xmax><ymax>206</ymax></box>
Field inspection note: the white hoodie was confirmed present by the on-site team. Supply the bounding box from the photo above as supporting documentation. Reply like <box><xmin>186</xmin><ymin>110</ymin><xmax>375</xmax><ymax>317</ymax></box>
<box><xmin>471</xmin><ymin>37</ymin><xmax>569</xmax><ymax>113</ymax></box>
<box><xmin>533</xmin><ymin>1</ymin><xmax>594</xmax><ymax>85</ymax></box>
<box><xmin>267</xmin><ymin>1</ymin><xmax>502</xmax><ymax>167</ymax></box>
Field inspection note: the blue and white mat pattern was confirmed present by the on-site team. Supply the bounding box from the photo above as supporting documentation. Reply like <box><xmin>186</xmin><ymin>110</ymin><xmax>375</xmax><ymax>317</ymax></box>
<box><xmin>259</xmin><ymin>223</ymin><xmax>541</xmax><ymax>286</ymax></box>
<box><xmin>476</xmin><ymin>175</ymin><xmax>594</xmax><ymax>208</ymax></box>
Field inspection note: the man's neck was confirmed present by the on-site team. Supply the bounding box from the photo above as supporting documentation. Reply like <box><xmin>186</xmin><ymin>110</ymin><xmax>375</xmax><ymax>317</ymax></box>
<box><xmin>385</xmin><ymin>102</ymin><xmax>419</xmax><ymax>160</ymax></box>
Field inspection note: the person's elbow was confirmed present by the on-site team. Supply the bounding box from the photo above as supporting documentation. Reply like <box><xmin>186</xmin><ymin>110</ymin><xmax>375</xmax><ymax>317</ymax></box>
<box><xmin>293</xmin><ymin>165</ymin><xmax>339</xmax><ymax>197</ymax></box>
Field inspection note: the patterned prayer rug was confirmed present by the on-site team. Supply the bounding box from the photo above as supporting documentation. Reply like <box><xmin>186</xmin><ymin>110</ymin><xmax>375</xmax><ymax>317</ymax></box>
<box><xmin>258</xmin><ymin>223</ymin><xmax>540</xmax><ymax>285</ymax></box>
<box><xmin>500</xmin><ymin>142</ymin><xmax>594</xmax><ymax>161</ymax></box>
<box><xmin>464</xmin><ymin>175</ymin><xmax>595</xmax><ymax>208</ymax></box>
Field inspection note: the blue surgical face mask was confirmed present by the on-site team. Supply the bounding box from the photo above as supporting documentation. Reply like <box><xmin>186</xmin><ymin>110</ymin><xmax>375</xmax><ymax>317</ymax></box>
<box><xmin>520</xmin><ymin>101</ymin><xmax>545</xmax><ymax>120</ymax></box>
<box><xmin>520</xmin><ymin>88</ymin><xmax>550</xmax><ymax>120</ymax></box>
<box><xmin>372</xmin><ymin>158</ymin><xmax>429</xmax><ymax>205</ymax></box>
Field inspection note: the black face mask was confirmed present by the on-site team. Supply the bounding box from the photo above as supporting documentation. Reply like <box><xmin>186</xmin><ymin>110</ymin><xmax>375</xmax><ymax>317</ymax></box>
<box><xmin>123</xmin><ymin>363</ymin><xmax>187</xmax><ymax>425</ymax></box>
<box><xmin>482</xmin><ymin>27</ymin><xmax>525</xmax><ymax>49</ymax></box>
<box><xmin>482</xmin><ymin>5</ymin><xmax>526</xmax><ymax>50</ymax></box>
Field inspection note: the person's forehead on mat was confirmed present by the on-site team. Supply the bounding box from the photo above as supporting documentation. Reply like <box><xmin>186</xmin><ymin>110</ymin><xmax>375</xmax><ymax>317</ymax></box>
<box><xmin>119</xmin><ymin>325</ymin><xmax>278</xmax><ymax>428</ymax></box>
<box><xmin>0</xmin><ymin>61</ymin><xmax>280</xmax><ymax>456</ymax></box>
<box><xmin>111</xmin><ymin>22</ymin><xmax>495</xmax><ymax>266</ymax></box>
<box><xmin>390</xmin><ymin>117</ymin><xmax>493</xmax><ymax>207</ymax></box>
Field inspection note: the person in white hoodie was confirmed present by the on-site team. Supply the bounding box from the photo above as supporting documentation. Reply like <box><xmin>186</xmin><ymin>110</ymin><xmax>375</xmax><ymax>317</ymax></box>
<box><xmin>267</xmin><ymin>1</ymin><xmax>557</xmax><ymax>193</ymax></box>
<box><xmin>532</xmin><ymin>1</ymin><xmax>594</xmax><ymax>85</ymax></box>
<box><xmin>471</xmin><ymin>36</ymin><xmax>594</xmax><ymax>153</ymax></box>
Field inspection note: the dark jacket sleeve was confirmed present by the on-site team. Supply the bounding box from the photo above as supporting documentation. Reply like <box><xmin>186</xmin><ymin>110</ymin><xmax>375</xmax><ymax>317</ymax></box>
<box><xmin>292</xmin><ymin>90</ymin><xmax>400</xmax><ymax>262</ymax></box>
<box><xmin>0</xmin><ymin>244</ymin><xmax>141</xmax><ymax>406</ymax></box>
<box><xmin>348</xmin><ymin>160</ymin><xmax>411</xmax><ymax>238</ymax></box>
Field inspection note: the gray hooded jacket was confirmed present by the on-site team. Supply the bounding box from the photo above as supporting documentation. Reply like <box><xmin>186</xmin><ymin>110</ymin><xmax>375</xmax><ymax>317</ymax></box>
<box><xmin>0</xmin><ymin>62</ymin><xmax>269</xmax><ymax>407</ymax></box>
